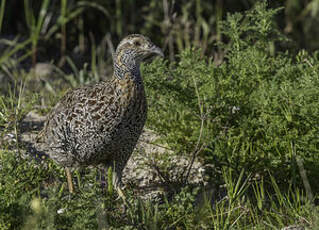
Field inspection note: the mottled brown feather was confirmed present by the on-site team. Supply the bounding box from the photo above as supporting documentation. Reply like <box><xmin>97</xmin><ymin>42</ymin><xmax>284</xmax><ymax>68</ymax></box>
<box><xmin>37</xmin><ymin>34</ymin><xmax>163</xmax><ymax>189</ymax></box>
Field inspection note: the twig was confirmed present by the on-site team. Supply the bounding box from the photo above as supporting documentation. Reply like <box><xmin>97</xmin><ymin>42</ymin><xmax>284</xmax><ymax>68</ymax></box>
<box><xmin>147</xmin><ymin>161</ymin><xmax>170</xmax><ymax>183</ymax></box>
<box><xmin>162</xmin><ymin>0</ymin><xmax>176</xmax><ymax>61</ymax></box>
<box><xmin>139</xmin><ymin>139</ymin><xmax>174</xmax><ymax>152</ymax></box>
<box><xmin>183</xmin><ymin>143</ymin><xmax>206</xmax><ymax>183</ymax></box>
<box><xmin>291</xmin><ymin>141</ymin><xmax>314</xmax><ymax>204</ymax></box>
<box><xmin>105</xmin><ymin>33</ymin><xmax>115</xmax><ymax>58</ymax></box>
<box><xmin>182</xmin><ymin>75</ymin><xmax>209</xmax><ymax>183</ymax></box>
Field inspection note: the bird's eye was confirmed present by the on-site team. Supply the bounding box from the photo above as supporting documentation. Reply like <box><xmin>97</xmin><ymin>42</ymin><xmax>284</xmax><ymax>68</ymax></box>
<box><xmin>134</xmin><ymin>40</ymin><xmax>141</xmax><ymax>46</ymax></box>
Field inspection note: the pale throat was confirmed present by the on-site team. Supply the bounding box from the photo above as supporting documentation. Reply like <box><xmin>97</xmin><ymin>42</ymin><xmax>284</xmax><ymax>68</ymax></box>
<box><xmin>113</xmin><ymin>50</ymin><xmax>142</xmax><ymax>84</ymax></box>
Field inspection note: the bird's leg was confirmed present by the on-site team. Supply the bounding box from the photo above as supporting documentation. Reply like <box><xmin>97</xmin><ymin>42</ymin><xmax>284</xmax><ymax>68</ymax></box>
<box><xmin>115</xmin><ymin>185</ymin><xmax>125</xmax><ymax>201</ymax></box>
<box><xmin>65</xmin><ymin>167</ymin><xmax>74</xmax><ymax>193</ymax></box>
<box><xmin>112</xmin><ymin>169</ymin><xmax>123</xmax><ymax>198</ymax></box>
<box><xmin>112</xmin><ymin>163</ymin><xmax>127</xmax><ymax>201</ymax></box>
<box><xmin>113</xmin><ymin>170</ymin><xmax>130</xmax><ymax>214</ymax></box>
<box><xmin>99</xmin><ymin>167</ymin><xmax>107</xmax><ymax>190</ymax></box>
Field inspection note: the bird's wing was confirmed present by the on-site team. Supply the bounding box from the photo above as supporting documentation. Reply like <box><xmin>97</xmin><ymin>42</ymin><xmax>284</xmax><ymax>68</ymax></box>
<box><xmin>37</xmin><ymin>81</ymin><xmax>121</xmax><ymax>144</ymax></box>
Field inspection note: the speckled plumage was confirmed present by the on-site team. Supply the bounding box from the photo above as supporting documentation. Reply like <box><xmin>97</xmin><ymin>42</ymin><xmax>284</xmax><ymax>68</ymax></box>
<box><xmin>37</xmin><ymin>34</ymin><xmax>163</xmax><ymax>191</ymax></box>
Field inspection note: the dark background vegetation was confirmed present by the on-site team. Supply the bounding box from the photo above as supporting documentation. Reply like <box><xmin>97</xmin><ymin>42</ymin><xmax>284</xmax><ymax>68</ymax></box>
<box><xmin>1</xmin><ymin>0</ymin><xmax>319</xmax><ymax>67</ymax></box>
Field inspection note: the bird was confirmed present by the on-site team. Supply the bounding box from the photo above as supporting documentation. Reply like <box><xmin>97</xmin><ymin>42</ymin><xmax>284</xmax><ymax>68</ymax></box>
<box><xmin>36</xmin><ymin>34</ymin><xmax>164</xmax><ymax>195</ymax></box>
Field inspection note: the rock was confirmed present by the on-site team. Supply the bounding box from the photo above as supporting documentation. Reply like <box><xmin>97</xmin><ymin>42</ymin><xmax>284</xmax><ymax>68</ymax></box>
<box><xmin>33</xmin><ymin>63</ymin><xmax>55</xmax><ymax>79</ymax></box>
<box><xmin>281</xmin><ymin>225</ymin><xmax>305</xmax><ymax>230</ymax></box>
<box><xmin>123</xmin><ymin>129</ymin><xmax>205</xmax><ymax>199</ymax></box>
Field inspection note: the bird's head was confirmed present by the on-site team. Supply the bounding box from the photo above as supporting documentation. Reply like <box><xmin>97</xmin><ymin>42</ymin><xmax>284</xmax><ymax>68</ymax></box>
<box><xmin>115</xmin><ymin>34</ymin><xmax>164</xmax><ymax>64</ymax></box>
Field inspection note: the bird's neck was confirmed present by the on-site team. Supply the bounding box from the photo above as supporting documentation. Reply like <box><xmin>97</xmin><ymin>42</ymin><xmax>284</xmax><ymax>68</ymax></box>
<box><xmin>113</xmin><ymin>51</ymin><xmax>142</xmax><ymax>84</ymax></box>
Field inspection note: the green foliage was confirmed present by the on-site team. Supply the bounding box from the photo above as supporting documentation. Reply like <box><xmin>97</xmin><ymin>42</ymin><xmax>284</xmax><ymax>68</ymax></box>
<box><xmin>2</xmin><ymin>0</ymin><xmax>319</xmax><ymax>70</ymax></box>
<box><xmin>24</xmin><ymin>0</ymin><xmax>51</xmax><ymax>66</ymax></box>
<box><xmin>143</xmin><ymin>2</ymin><xmax>319</xmax><ymax>191</ymax></box>
<box><xmin>0</xmin><ymin>80</ymin><xmax>37</xmax><ymax>143</ymax></box>
<box><xmin>0</xmin><ymin>150</ymin><xmax>121</xmax><ymax>229</ymax></box>
<box><xmin>0</xmin><ymin>0</ymin><xmax>6</xmax><ymax>33</ymax></box>
<box><xmin>164</xmin><ymin>186</ymin><xmax>200</xmax><ymax>228</ymax></box>
<box><xmin>0</xmin><ymin>150</ymin><xmax>52</xmax><ymax>228</ymax></box>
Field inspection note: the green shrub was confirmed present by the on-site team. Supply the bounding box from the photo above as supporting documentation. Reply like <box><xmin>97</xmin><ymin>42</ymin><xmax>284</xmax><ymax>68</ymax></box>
<box><xmin>143</xmin><ymin>2</ymin><xmax>319</xmax><ymax>190</ymax></box>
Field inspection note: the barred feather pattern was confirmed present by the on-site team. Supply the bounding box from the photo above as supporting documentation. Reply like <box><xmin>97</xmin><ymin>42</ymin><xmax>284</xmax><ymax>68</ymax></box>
<box><xmin>37</xmin><ymin>34</ymin><xmax>163</xmax><ymax>188</ymax></box>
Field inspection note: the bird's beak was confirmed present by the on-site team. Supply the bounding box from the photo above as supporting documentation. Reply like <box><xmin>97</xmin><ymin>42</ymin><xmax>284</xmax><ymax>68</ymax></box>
<box><xmin>150</xmin><ymin>46</ymin><xmax>164</xmax><ymax>58</ymax></box>
<box><xmin>141</xmin><ymin>45</ymin><xmax>164</xmax><ymax>63</ymax></box>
